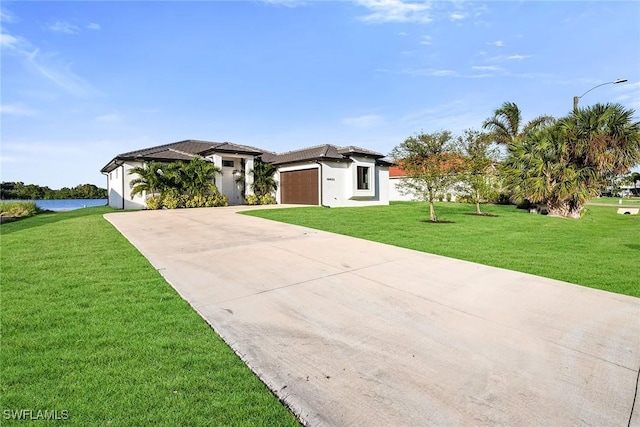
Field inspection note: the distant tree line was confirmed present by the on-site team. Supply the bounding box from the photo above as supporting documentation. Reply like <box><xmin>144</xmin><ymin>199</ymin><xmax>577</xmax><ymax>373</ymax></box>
<box><xmin>0</xmin><ymin>182</ymin><xmax>108</xmax><ymax>200</ymax></box>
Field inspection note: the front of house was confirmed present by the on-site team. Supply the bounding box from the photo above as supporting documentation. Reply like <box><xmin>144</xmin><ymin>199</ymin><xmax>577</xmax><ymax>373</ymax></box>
<box><xmin>100</xmin><ymin>139</ymin><xmax>390</xmax><ymax>209</ymax></box>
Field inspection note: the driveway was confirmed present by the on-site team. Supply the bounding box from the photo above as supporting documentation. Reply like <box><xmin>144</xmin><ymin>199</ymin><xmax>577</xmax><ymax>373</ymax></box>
<box><xmin>104</xmin><ymin>206</ymin><xmax>640</xmax><ymax>426</ymax></box>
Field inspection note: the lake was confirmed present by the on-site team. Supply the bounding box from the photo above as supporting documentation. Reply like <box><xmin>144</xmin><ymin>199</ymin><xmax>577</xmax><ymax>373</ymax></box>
<box><xmin>32</xmin><ymin>199</ymin><xmax>108</xmax><ymax>211</ymax></box>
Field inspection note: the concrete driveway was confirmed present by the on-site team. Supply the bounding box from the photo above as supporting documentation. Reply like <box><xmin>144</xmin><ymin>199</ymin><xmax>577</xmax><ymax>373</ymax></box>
<box><xmin>104</xmin><ymin>206</ymin><xmax>640</xmax><ymax>426</ymax></box>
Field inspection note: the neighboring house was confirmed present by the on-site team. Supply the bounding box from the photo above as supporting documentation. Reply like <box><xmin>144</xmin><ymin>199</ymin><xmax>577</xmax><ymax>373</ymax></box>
<box><xmin>100</xmin><ymin>140</ymin><xmax>390</xmax><ymax>209</ymax></box>
<box><xmin>388</xmin><ymin>165</ymin><xmax>460</xmax><ymax>202</ymax></box>
<box><xmin>388</xmin><ymin>165</ymin><xmax>414</xmax><ymax>201</ymax></box>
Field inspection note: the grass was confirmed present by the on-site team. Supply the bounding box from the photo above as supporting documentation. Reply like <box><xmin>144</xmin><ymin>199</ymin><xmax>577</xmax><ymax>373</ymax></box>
<box><xmin>0</xmin><ymin>207</ymin><xmax>299</xmax><ymax>426</ymax></box>
<box><xmin>0</xmin><ymin>201</ymin><xmax>39</xmax><ymax>219</ymax></box>
<box><xmin>244</xmin><ymin>202</ymin><xmax>640</xmax><ymax>298</ymax></box>
<box><xmin>589</xmin><ymin>196</ymin><xmax>640</xmax><ymax>205</ymax></box>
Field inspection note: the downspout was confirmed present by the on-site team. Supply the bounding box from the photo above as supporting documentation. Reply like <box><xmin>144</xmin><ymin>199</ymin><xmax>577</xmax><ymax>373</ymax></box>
<box><xmin>315</xmin><ymin>160</ymin><xmax>328</xmax><ymax>208</ymax></box>
<box><xmin>121</xmin><ymin>165</ymin><xmax>125</xmax><ymax>210</ymax></box>
<box><xmin>101</xmin><ymin>171</ymin><xmax>109</xmax><ymax>207</ymax></box>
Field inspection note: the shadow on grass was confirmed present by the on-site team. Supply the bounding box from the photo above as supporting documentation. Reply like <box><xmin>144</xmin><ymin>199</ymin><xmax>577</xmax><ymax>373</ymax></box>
<box><xmin>463</xmin><ymin>213</ymin><xmax>500</xmax><ymax>217</ymax></box>
<box><xmin>625</xmin><ymin>244</ymin><xmax>640</xmax><ymax>251</ymax></box>
<box><xmin>419</xmin><ymin>219</ymin><xmax>455</xmax><ymax>224</ymax></box>
<box><xmin>0</xmin><ymin>207</ymin><xmax>117</xmax><ymax>235</ymax></box>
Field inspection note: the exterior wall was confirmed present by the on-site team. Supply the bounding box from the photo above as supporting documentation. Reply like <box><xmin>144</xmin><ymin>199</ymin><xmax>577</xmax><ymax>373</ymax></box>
<box><xmin>389</xmin><ymin>176</ymin><xmax>459</xmax><ymax>202</ymax></box>
<box><xmin>275</xmin><ymin>160</ymin><xmax>389</xmax><ymax>207</ymax></box>
<box><xmin>107</xmin><ymin>161</ymin><xmax>146</xmax><ymax>209</ymax></box>
<box><xmin>207</xmin><ymin>153</ymin><xmax>254</xmax><ymax>205</ymax></box>
<box><xmin>389</xmin><ymin>176</ymin><xmax>415</xmax><ymax>201</ymax></box>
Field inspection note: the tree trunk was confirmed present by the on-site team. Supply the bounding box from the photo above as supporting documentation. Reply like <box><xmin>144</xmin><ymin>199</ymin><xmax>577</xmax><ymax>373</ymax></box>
<box><xmin>429</xmin><ymin>201</ymin><xmax>437</xmax><ymax>222</ymax></box>
<box><xmin>475</xmin><ymin>189</ymin><xmax>482</xmax><ymax>214</ymax></box>
<box><xmin>547</xmin><ymin>201</ymin><xmax>583</xmax><ymax>219</ymax></box>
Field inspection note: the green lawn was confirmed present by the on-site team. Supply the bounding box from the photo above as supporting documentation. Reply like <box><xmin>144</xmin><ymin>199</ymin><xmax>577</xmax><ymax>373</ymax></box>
<box><xmin>244</xmin><ymin>202</ymin><xmax>640</xmax><ymax>298</ymax></box>
<box><xmin>589</xmin><ymin>196</ymin><xmax>640</xmax><ymax>205</ymax></box>
<box><xmin>0</xmin><ymin>208</ymin><xmax>299</xmax><ymax>426</ymax></box>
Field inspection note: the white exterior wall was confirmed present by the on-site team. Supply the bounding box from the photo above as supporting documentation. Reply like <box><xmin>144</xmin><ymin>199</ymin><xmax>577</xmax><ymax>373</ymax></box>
<box><xmin>275</xmin><ymin>159</ymin><xmax>389</xmax><ymax>207</ymax></box>
<box><xmin>389</xmin><ymin>176</ymin><xmax>459</xmax><ymax>202</ymax></box>
<box><xmin>207</xmin><ymin>153</ymin><xmax>255</xmax><ymax>205</ymax></box>
<box><xmin>107</xmin><ymin>161</ymin><xmax>146</xmax><ymax>209</ymax></box>
<box><xmin>389</xmin><ymin>176</ymin><xmax>415</xmax><ymax>201</ymax></box>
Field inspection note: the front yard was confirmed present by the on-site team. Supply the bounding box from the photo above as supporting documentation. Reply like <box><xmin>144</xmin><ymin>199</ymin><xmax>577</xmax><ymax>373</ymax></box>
<box><xmin>244</xmin><ymin>202</ymin><xmax>640</xmax><ymax>298</ymax></box>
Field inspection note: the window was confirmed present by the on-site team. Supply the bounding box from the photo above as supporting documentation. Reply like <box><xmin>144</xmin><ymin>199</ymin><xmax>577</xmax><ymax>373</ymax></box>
<box><xmin>222</xmin><ymin>160</ymin><xmax>234</xmax><ymax>168</ymax></box>
<box><xmin>357</xmin><ymin>166</ymin><xmax>370</xmax><ymax>190</ymax></box>
<box><xmin>115</xmin><ymin>168</ymin><xmax>118</xmax><ymax>179</ymax></box>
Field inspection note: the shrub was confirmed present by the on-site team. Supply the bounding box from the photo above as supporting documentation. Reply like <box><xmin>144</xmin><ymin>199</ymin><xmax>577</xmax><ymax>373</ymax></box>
<box><xmin>145</xmin><ymin>196</ymin><xmax>163</xmax><ymax>210</ymax></box>
<box><xmin>245</xmin><ymin>194</ymin><xmax>260</xmax><ymax>205</ymax></box>
<box><xmin>446</xmin><ymin>193</ymin><xmax>452</xmax><ymax>202</ymax></box>
<box><xmin>185</xmin><ymin>195</ymin><xmax>209</xmax><ymax>208</ymax></box>
<box><xmin>0</xmin><ymin>201</ymin><xmax>40</xmax><ymax>218</ymax></box>
<box><xmin>259</xmin><ymin>194</ymin><xmax>276</xmax><ymax>205</ymax></box>
<box><xmin>162</xmin><ymin>190</ymin><xmax>184</xmax><ymax>209</ymax></box>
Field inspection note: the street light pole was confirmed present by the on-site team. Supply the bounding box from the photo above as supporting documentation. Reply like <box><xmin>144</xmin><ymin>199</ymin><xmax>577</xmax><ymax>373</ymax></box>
<box><xmin>573</xmin><ymin>78</ymin><xmax>628</xmax><ymax>112</ymax></box>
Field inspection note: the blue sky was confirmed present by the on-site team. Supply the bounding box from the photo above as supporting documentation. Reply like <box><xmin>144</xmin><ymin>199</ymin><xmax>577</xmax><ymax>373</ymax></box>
<box><xmin>1</xmin><ymin>0</ymin><xmax>639</xmax><ymax>189</ymax></box>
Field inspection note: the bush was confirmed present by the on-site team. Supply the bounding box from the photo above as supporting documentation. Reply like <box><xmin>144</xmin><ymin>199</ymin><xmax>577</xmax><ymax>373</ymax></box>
<box><xmin>259</xmin><ymin>194</ymin><xmax>276</xmax><ymax>205</ymax></box>
<box><xmin>162</xmin><ymin>190</ymin><xmax>184</xmax><ymax>209</ymax></box>
<box><xmin>185</xmin><ymin>195</ymin><xmax>208</xmax><ymax>208</ymax></box>
<box><xmin>446</xmin><ymin>193</ymin><xmax>452</xmax><ymax>202</ymax></box>
<box><xmin>0</xmin><ymin>201</ymin><xmax>40</xmax><ymax>218</ymax></box>
<box><xmin>245</xmin><ymin>194</ymin><xmax>260</xmax><ymax>205</ymax></box>
<box><xmin>145</xmin><ymin>196</ymin><xmax>163</xmax><ymax>210</ymax></box>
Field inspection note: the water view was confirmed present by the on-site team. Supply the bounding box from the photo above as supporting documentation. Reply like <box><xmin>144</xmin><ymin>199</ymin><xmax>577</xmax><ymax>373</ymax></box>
<box><xmin>33</xmin><ymin>199</ymin><xmax>107</xmax><ymax>211</ymax></box>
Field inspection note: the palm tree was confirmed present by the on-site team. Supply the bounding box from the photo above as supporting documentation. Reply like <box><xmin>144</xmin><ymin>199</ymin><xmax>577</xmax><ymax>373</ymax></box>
<box><xmin>250</xmin><ymin>157</ymin><xmax>277</xmax><ymax>197</ymax></box>
<box><xmin>129</xmin><ymin>161</ymin><xmax>168</xmax><ymax>198</ymax></box>
<box><xmin>180</xmin><ymin>157</ymin><xmax>221</xmax><ymax>197</ymax></box>
<box><xmin>482</xmin><ymin>101</ymin><xmax>554</xmax><ymax>146</ymax></box>
<box><xmin>502</xmin><ymin>103</ymin><xmax>640</xmax><ymax>218</ymax></box>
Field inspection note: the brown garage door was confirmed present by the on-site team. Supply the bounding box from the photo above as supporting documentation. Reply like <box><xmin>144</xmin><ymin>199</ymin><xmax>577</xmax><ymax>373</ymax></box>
<box><xmin>280</xmin><ymin>169</ymin><xmax>319</xmax><ymax>205</ymax></box>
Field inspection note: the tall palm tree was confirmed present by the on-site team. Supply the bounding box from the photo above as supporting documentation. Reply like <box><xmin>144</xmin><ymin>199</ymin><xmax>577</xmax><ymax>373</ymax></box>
<box><xmin>129</xmin><ymin>161</ymin><xmax>168</xmax><ymax>198</ymax></box>
<box><xmin>502</xmin><ymin>103</ymin><xmax>640</xmax><ymax>218</ymax></box>
<box><xmin>482</xmin><ymin>101</ymin><xmax>554</xmax><ymax>146</ymax></box>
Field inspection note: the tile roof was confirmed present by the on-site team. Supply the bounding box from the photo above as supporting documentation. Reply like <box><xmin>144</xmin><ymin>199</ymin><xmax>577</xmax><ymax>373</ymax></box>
<box><xmin>101</xmin><ymin>140</ymin><xmax>388</xmax><ymax>172</ymax></box>
<box><xmin>267</xmin><ymin>144</ymin><xmax>385</xmax><ymax>165</ymax></box>
<box><xmin>101</xmin><ymin>139</ymin><xmax>265</xmax><ymax>172</ymax></box>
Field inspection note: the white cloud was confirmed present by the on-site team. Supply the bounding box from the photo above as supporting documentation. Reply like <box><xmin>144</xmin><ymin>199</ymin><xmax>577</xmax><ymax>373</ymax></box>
<box><xmin>49</xmin><ymin>21</ymin><xmax>80</xmax><ymax>34</ymax></box>
<box><xmin>0</xmin><ymin>33</ymin><xmax>19</xmax><ymax>48</ymax></box>
<box><xmin>260</xmin><ymin>0</ymin><xmax>305</xmax><ymax>7</ymax></box>
<box><xmin>87</xmin><ymin>23</ymin><xmax>101</xmax><ymax>30</ymax></box>
<box><xmin>0</xmin><ymin>104</ymin><xmax>36</xmax><ymax>116</ymax></box>
<box><xmin>356</xmin><ymin>0</ymin><xmax>432</xmax><ymax>24</ymax></box>
<box><xmin>95</xmin><ymin>113</ymin><xmax>120</xmax><ymax>122</ymax></box>
<box><xmin>0</xmin><ymin>9</ymin><xmax>16</xmax><ymax>23</ymax></box>
<box><xmin>419</xmin><ymin>35</ymin><xmax>432</xmax><ymax>45</ymax></box>
<box><xmin>450</xmin><ymin>12</ymin><xmax>465</xmax><ymax>21</ymax></box>
<box><xmin>432</xmin><ymin>69</ymin><xmax>457</xmax><ymax>77</ymax></box>
<box><xmin>342</xmin><ymin>114</ymin><xmax>384</xmax><ymax>128</ymax></box>
<box><xmin>507</xmin><ymin>54</ymin><xmax>531</xmax><ymax>60</ymax></box>
<box><xmin>488</xmin><ymin>40</ymin><xmax>504</xmax><ymax>47</ymax></box>
<box><xmin>25</xmin><ymin>49</ymin><xmax>98</xmax><ymax>97</ymax></box>
<box><xmin>471</xmin><ymin>65</ymin><xmax>502</xmax><ymax>71</ymax></box>
<box><xmin>3</xmin><ymin>28</ymin><xmax>98</xmax><ymax>97</ymax></box>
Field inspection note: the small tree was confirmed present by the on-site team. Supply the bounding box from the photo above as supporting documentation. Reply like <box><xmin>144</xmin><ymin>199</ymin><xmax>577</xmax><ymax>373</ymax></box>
<box><xmin>129</xmin><ymin>161</ymin><xmax>169</xmax><ymax>198</ymax></box>
<box><xmin>250</xmin><ymin>157</ymin><xmax>278</xmax><ymax>198</ymax></box>
<box><xmin>391</xmin><ymin>131</ymin><xmax>463</xmax><ymax>222</ymax></box>
<box><xmin>457</xmin><ymin>129</ymin><xmax>500</xmax><ymax>214</ymax></box>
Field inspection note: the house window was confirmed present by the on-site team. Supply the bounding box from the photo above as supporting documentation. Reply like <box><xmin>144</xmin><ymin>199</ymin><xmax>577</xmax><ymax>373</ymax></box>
<box><xmin>222</xmin><ymin>160</ymin><xmax>234</xmax><ymax>168</ymax></box>
<box><xmin>115</xmin><ymin>168</ymin><xmax>118</xmax><ymax>179</ymax></box>
<box><xmin>357</xmin><ymin>166</ymin><xmax>370</xmax><ymax>190</ymax></box>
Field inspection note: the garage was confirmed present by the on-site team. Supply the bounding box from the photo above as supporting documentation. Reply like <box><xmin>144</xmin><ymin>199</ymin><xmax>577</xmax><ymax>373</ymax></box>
<box><xmin>280</xmin><ymin>168</ymin><xmax>319</xmax><ymax>205</ymax></box>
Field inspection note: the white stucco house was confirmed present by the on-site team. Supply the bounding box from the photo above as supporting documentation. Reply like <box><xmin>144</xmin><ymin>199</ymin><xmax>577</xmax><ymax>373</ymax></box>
<box><xmin>100</xmin><ymin>139</ymin><xmax>390</xmax><ymax>209</ymax></box>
